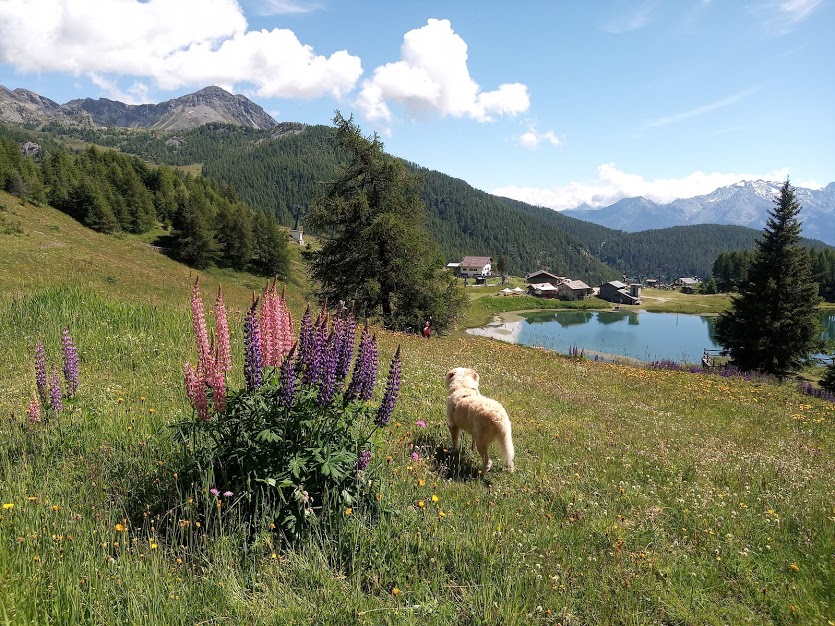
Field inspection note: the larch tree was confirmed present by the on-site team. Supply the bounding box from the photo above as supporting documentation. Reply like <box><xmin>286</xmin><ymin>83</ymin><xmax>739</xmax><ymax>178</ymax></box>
<box><xmin>304</xmin><ymin>113</ymin><xmax>465</xmax><ymax>332</ymax></box>
<box><xmin>714</xmin><ymin>179</ymin><xmax>821</xmax><ymax>374</ymax></box>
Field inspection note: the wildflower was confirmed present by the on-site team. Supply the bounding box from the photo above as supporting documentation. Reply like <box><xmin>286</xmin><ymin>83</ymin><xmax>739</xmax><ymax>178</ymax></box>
<box><xmin>344</xmin><ymin>507</ymin><xmax>353</xmax><ymax>516</ymax></box>
<box><xmin>356</xmin><ymin>450</ymin><xmax>372</xmax><ymax>471</ymax></box>
<box><xmin>298</xmin><ymin>306</ymin><xmax>319</xmax><ymax>384</ymax></box>
<box><xmin>244</xmin><ymin>299</ymin><xmax>263</xmax><ymax>391</ymax></box>
<box><xmin>183</xmin><ymin>363</ymin><xmax>209</xmax><ymax>422</ymax></box>
<box><xmin>115</xmin><ymin>523</ymin><xmax>124</xmax><ymax>532</ymax></box>
<box><xmin>49</xmin><ymin>365</ymin><xmax>62</xmax><ymax>413</ymax></box>
<box><xmin>346</xmin><ymin>320</ymin><xmax>372</xmax><ymax>401</ymax></box>
<box><xmin>790</xmin><ymin>563</ymin><xmax>799</xmax><ymax>571</ymax></box>
<box><xmin>61</xmin><ymin>327</ymin><xmax>80</xmax><ymax>397</ymax></box>
<box><xmin>2</xmin><ymin>503</ymin><xmax>14</xmax><ymax>510</ymax></box>
<box><xmin>317</xmin><ymin>331</ymin><xmax>338</xmax><ymax>408</ymax></box>
<box><xmin>150</xmin><ymin>542</ymin><xmax>158</xmax><ymax>550</ymax></box>
<box><xmin>375</xmin><ymin>346</ymin><xmax>402</xmax><ymax>427</ymax></box>
<box><xmin>190</xmin><ymin>278</ymin><xmax>212</xmax><ymax>377</ymax></box>
<box><xmin>438</xmin><ymin>510</ymin><xmax>446</xmax><ymax>518</ymax></box>
<box><xmin>214</xmin><ymin>286</ymin><xmax>231</xmax><ymax>373</ymax></box>
<box><xmin>27</xmin><ymin>392</ymin><xmax>41</xmax><ymax>423</ymax></box>
<box><xmin>431</xmin><ymin>495</ymin><xmax>439</xmax><ymax>503</ymax></box>
<box><xmin>391</xmin><ymin>587</ymin><xmax>400</xmax><ymax>596</ymax></box>
<box><xmin>223</xmin><ymin>491</ymin><xmax>234</xmax><ymax>498</ymax></box>
<box><xmin>279</xmin><ymin>343</ymin><xmax>297</xmax><ymax>409</ymax></box>
<box><xmin>365</xmin><ymin>334</ymin><xmax>379</xmax><ymax>401</ymax></box>
<box><xmin>34</xmin><ymin>342</ymin><xmax>48</xmax><ymax>407</ymax></box>
<box><xmin>418</xmin><ymin>479</ymin><xmax>425</xmax><ymax>486</ymax></box>
<box><xmin>335</xmin><ymin>305</ymin><xmax>356</xmax><ymax>388</ymax></box>
<box><xmin>210</xmin><ymin>488</ymin><xmax>220</xmax><ymax>496</ymax></box>
<box><xmin>415</xmin><ymin>420</ymin><xmax>426</xmax><ymax>429</ymax></box>
<box><xmin>411</xmin><ymin>452</ymin><xmax>419</xmax><ymax>461</ymax></box>
<box><xmin>418</xmin><ymin>501</ymin><xmax>425</xmax><ymax>508</ymax></box>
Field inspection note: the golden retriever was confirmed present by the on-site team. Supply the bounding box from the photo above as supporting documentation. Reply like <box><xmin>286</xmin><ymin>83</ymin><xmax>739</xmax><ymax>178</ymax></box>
<box><xmin>445</xmin><ymin>367</ymin><xmax>515</xmax><ymax>473</ymax></box>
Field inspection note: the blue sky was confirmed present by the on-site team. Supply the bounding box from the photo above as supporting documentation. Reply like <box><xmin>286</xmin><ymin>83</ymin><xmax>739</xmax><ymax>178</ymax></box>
<box><xmin>0</xmin><ymin>0</ymin><xmax>832</xmax><ymax>209</ymax></box>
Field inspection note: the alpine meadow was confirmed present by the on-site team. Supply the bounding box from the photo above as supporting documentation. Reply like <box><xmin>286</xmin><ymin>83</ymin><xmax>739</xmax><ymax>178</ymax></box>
<box><xmin>1</xmin><ymin>4</ymin><xmax>835</xmax><ymax>621</ymax></box>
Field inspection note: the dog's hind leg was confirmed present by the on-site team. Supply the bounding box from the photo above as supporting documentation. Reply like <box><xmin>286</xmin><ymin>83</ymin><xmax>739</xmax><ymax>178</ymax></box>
<box><xmin>475</xmin><ymin>438</ymin><xmax>492</xmax><ymax>474</ymax></box>
<box><xmin>448</xmin><ymin>425</ymin><xmax>461</xmax><ymax>449</ymax></box>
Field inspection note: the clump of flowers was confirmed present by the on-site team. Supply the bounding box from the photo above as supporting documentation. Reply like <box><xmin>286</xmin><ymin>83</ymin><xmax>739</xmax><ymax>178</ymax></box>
<box><xmin>28</xmin><ymin>328</ymin><xmax>80</xmax><ymax>419</ymax></box>
<box><xmin>177</xmin><ymin>282</ymin><xmax>402</xmax><ymax>539</ymax></box>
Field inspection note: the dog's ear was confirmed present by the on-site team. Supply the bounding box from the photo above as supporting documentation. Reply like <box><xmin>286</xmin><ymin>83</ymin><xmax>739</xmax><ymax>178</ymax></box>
<box><xmin>445</xmin><ymin>369</ymin><xmax>455</xmax><ymax>386</ymax></box>
<box><xmin>470</xmin><ymin>370</ymin><xmax>480</xmax><ymax>387</ymax></box>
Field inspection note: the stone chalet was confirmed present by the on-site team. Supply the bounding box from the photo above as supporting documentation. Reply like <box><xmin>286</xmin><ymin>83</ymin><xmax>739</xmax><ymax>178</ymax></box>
<box><xmin>599</xmin><ymin>281</ymin><xmax>642</xmax><ymax>305</ymax></box>
<box><xmin>557</xmin><ymin>279</ymin><xmax>593</xmax><ymax>301</ymax></box>
<box><xmin>458</xmin><ymin>256</ymin><xmax>493</xmax><ymax>278</ymax></box>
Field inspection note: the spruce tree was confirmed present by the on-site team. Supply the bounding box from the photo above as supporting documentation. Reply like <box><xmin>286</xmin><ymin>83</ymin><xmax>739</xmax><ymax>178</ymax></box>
<box><xmin>714</xmin><ymin>179</ymin><xmax>821</xmax><ymax>374</ymax></box>
<box><xmin>305</xmin><ymin>113</ymin><xmax>465</xmax><ymax>331</ymax></box>
<box><xmin>822</xmin><ymin>360</ymin><xmax>835</xmax><ymax>393</ymax></box>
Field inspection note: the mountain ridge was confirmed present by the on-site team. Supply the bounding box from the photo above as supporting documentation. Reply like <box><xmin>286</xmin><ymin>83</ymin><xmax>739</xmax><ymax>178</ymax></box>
<box><xmin>563</xmin><ymin>179</ymin><xmax>835</xmax><ymax>245</ymax></box>
<box><xmin>0</xmin><ymin>85</ymin><xmax>277</xmax><ymax>130</ymax></box>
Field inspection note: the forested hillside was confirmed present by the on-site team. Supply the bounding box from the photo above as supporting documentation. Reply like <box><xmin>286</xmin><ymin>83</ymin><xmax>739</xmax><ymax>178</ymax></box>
<box><xmin>31</xmin><ymin>122</ymin><xmax>618</xmax><ymax>283</ymax></box>
<box><xmin>7</xmin><ymin>121</ymin><xmax>831</xmax><ymax>286</ymax></box>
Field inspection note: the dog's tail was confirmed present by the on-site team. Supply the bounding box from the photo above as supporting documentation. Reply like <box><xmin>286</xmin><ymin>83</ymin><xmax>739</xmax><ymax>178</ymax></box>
<box><xmin>497</xmin><ymin>426</ymin><xmax>515</xmax><ymax>473</ymax></box>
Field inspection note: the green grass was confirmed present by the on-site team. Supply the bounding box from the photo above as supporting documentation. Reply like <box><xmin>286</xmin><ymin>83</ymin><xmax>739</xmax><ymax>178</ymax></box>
<box><xmin>1</xmin><ymin>194</ymin><xmax>834</xmax><ymax>624</ymax></box>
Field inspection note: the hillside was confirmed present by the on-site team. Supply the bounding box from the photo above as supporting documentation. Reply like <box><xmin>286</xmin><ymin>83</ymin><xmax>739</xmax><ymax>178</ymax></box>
<box><xmin>2</xmin><ymin>190</ymin><xmax>834</xmax><ymax>623</ymax></box>
<box><xmin>12</xmin><ymin>120</ymin><xmax>621</xmax><ymax>283</ymax></box>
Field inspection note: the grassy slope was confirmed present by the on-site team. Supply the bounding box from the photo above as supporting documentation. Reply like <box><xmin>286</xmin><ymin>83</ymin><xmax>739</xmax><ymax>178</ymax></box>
<box><xmin>1</xmin><ymin>194</ymin><xmax>834</xmax><ymax>625</ymax></box>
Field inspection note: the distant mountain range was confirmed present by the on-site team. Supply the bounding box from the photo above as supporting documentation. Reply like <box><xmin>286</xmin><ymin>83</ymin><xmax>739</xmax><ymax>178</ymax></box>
<box><xmin>0</xmin><ymin>85</ymin><xmax>277</xmax><ymax>131</ymax></box>
<box><xmin>563</xmin><ymin>180</ymin><xmax>835</xmax><ymax>246</ymax></box>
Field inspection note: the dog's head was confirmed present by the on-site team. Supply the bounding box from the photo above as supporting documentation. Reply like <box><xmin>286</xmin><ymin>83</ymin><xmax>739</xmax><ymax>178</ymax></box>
<box><xmin>445</xmin><ymin>367</ymin><xmax>480</xmax><ymax>393</ymax></box>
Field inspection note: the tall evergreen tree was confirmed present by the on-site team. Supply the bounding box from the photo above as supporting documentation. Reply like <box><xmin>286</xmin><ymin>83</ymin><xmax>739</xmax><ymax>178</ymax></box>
<box><xmin>714</xmin><ymin>179</ymin><xmax>821</xmax><ymax>374</ymax></box>
<box><xmin>305</xmin><ymin>113</ymin><xmax>465</xmax><ymax>331</ymax></box>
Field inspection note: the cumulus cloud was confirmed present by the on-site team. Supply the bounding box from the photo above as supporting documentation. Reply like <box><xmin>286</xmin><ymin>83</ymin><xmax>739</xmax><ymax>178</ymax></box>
<box><xmin>0</xmin><ymin>0</ymin><xmax>362</xmax><ymax>100</ymax></box>
<box><xmin>518</xmin><ymin>129</ymin><xmax>560</xmax><ymax>149</ymax></box>
<box><xmin>492</xmin><ymin>164</ymin><xmax>803</xmax><ymax>210</ymax></box>
<box><xmin>356</xmin><ymin>19</ymin><xmax>530</xmax><ymax>123</ymax></box>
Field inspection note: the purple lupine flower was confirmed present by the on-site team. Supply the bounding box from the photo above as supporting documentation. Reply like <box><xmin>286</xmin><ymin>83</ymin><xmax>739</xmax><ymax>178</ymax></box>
<box><xmin>279</xmin><ymin>344</ymin><xmax>297</xmax><ymax>410</ymax></box>
<box><xmin>362</xmin><ymin>333</ymin><xmax>379</xmax><ymax>402</ymax></box>
<box><xmin>345</xmin><ymin>321</ymin><xmax>371</xmax><ymax>402</ymax></box>
<box><xmin>317</xmin><ymin>331</ymin><xmax>338</xmax><ymax>408</ymax></box>
<box><xmin>375</xmin><ymin>345</ymin><xmax>401</xmax><ymax>427</ymax></box>
<box><xmin>244</xmin><ymin>299</ymin><xmax>263</xmax><ymax>391</ymax></box>
<box><xmin>61</xmin><ymin>327</ymin><xmax>79</xmax><ymax>397</ymax></box>
<box><xmin>335</xmin><ymin>306</ymin><xmax>356</xmax><ymax>390</ymax></box>
<box><xmin>34</xmin><ymin>342</ymin><xmax>48</xmax><ymax>407</ymax></box>
<box><xmin>297</xmin><ymin>305</ymin><xmax>314</xmax><ymax>380</ymax></box>
<box><xmin>49</xmin><ymin>364</ymin><xmax>62</xmax><ymax>413</ymax></box>
<box><xmin>356</xmin><ymin>450</ymin><xmax>372</xmax><ymax>471</ymax></box>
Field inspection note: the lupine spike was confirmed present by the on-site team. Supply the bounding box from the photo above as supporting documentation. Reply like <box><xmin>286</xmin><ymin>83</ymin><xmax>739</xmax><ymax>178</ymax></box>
<box><xmin>260</xmin><ymin>284</ymin><xmax>275</xmax><ymax>368</ymax></box>
<box><xmin>214</xmin><ymin>286</ymin><xmax>231</xmax><ymax>373</ymax></box>
<box><xmin>191</xmin><ymin>278</ymin><xmax>212</xmax><ymax>376</ymax></box>
<box><xmin>346</xmin><ymin>320</ymin><xmax>371</xmax><ymax>402</ymax></box>
<box><xmin>375</xmin><ymin>346</ymin><xmax>402</xmax><ymax>427</ymax></box>
<box><xmin>27</xmin><ymin>392</ymin><xmax>41</xmax><ymax>423</ymax></box>
<box><xmin>183</xmin><ymin>362</ymin><xmax>209</xmax><ymax>422</ymax></box>
<box><xmin>61</xmin><ymin>327</ymin><xmax>80</xmax><ymax>397</ymax></box>
<box><xmin>34</xmin><ymin>342</ymin><xmax>48</xmax><ymax>407</ymax></box>
<box><xmin>244</xmin><ymin>299</ymin><xmax>263</xmax><ymax>391</ymax></box>
<box><xmin>356</xmin><ymin>450</ymin><xmax>371</xmax><ymax>471</ymax></box>
<box><xmin>279</xmin><ymin>343</ymin><xmax>297</xmax><ymax>409</ymax></box>
<box><xmin>361</xmin><ymin>333</ymin><xmax>379</xmax><ymax>402</ymax></box>
<box><xmin>317</xmin><ymin>331</ymin><xmax>338</xmax><ymax>408</ymax></box>
<box><xmin>297</xmin><ymin>305</ymin><xmax>313</xmax><ymax>377</ymax></box>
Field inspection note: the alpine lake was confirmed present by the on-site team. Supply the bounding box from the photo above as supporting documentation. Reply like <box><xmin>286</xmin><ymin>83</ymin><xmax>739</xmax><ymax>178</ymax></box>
<box><xmin>468</xmin><ymin>309</ymin><xmax>835</xmax><ymax>365</ymax></box>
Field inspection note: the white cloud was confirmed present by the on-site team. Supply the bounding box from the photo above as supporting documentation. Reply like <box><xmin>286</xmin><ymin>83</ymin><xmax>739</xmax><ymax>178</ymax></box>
<box><xmin>779</xmin><ymin>0</ymin><xmax>822</xmax><ymax>22</ymax></box>
<box><xmin>752</xmin><ymin>0</ymin><xmax>823</xmax><ymax>33</ymax></box>
<box><xmin>356</xmin><ymin>19</ymin><xmax>530</xmax><ymax>123</ymax></box>
<box><xmin>602</xmin><ymin>1</ymin><xmax>656</xmax><ymax>33</ymax></box>
<box><xmin>0</xmin><ymin>0</ymin><xmax>362</xmax><ymax>100</ymax></box>
<box><xmin>248</xmin><ymin>0</ymin><xmax>321</xmax><ymax>15</ymax></box>
<box><xmin>492</xmin><ymin>164</ymin><xmax>801</xmax><ymax>210</ymax></box>
<box><xmin>518</xmin><ymin>129</ymin><xmax>560</xmax><ymax>149</ymax></box>
<box><xmin>89</xmin><ymin>74</ymin><xmax>152</xmax><ymax>104</ymax></box>
<box><xmin>643</xmin><ymin>88</ymin><xmax>758</xmax><ymax>129</ymax></box>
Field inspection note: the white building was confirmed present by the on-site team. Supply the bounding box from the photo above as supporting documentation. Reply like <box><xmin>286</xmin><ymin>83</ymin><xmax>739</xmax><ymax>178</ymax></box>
<box><xmin>458</xmin><ymin>256</ymin><xmax>493</xmax><ymax>277</ymax></box>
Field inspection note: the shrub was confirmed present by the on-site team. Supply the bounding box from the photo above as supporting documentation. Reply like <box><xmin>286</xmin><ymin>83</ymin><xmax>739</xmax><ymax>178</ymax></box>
<box><xmin>176</xmin><ymin>280</ymin><xmax>402</xmax><ymax>539</ymax></box>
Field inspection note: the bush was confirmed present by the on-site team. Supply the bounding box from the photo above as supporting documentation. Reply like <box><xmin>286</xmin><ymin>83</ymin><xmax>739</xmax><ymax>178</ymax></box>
<box><xmin>176</xmin><ymin>279</ymin><xmax>402</xmax><ymax>539</ymax></box>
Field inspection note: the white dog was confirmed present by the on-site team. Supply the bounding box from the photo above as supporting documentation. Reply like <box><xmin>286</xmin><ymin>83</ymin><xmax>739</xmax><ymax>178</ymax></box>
<box><xmin>445</xmin><ymin>367</ymin><xmax>515</xmax><ymax>473</ymax></box>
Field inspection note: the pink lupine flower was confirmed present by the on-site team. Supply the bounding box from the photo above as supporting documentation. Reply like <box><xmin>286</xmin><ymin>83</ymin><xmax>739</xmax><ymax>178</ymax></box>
<box><xmin>183</xmin><ymin>362</ymin><xmax>209</xmax><ymax>422</ymax></box>
<box><xmin>27</xmin><ymin>392</ymin><xmax>41</xmax><ymax>423</ymax></box>
<box><xmin>191</xmin><ymin>278</ymin><xmax>212</xmax><ymax>377</ymax></box>
<box><xmin>260</xmin><ymin>284</ymin><xmax>276</xmax><ymax>368</ymax></box>
<box><xmin>214</xmin><ymin>286</ymin><xmax>231</xmax><ymax>373</ymax></box>
<box><xmin>49</xmin><ymin>365</ymin><xmax>62</xmax><ymax>413</ymax></box>
<box><xmin>61</xmin><ymin>327</ymin><xmax>80</xmax><ymax>397</ymax></box>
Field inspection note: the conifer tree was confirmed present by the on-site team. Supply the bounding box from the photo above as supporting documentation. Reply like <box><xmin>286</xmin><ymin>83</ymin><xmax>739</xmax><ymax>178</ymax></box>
<box><xmin>715</xmin><ymin>179</ymin><xmax>821</xmax><ymax>374</ymax></box>
<box><xmin>305</xmin><ymin>113</ymin><xmax>465</xmax><ymax>331</ymax></box>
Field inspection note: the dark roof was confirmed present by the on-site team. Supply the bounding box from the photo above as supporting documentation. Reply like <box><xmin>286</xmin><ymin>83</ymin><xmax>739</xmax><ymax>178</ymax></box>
<box><xmin>460</xmin><ymin>256</ymin><xmax>493</xmax><ymax>267</ymax></box>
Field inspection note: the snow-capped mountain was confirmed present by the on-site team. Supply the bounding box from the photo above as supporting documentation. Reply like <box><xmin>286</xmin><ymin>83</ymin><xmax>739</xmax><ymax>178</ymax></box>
<box><xmin>563</xmin><ymin>180</ymin><xmax>835</xmax><ymax>246</ymax></box>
